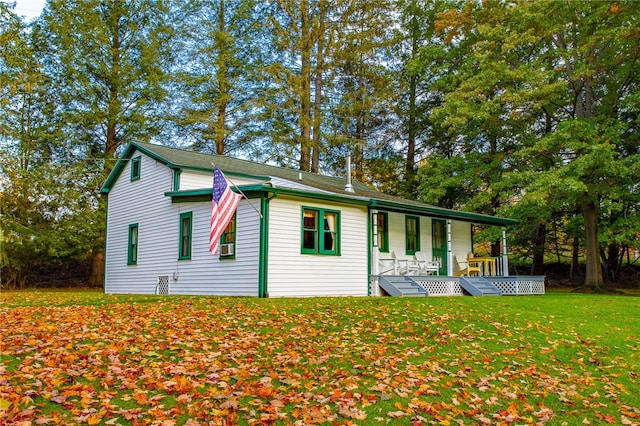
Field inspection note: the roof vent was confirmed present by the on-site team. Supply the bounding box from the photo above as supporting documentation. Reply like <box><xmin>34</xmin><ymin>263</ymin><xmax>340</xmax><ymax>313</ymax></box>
<box><xmin>344</xmin><ymin>152</ymin><xmax>354</xmax><ymax>193</ymax></box>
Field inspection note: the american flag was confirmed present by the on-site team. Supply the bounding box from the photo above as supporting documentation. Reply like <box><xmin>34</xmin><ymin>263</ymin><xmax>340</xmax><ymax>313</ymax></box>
<box><xmin>210</xmin><ymin>167</ymin><xmax>242</xmax><ymax>256</ymax></box>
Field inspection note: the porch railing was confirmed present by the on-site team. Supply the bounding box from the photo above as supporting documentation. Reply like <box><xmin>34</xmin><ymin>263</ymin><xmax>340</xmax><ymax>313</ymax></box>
<box><xmin>464</xmin><ymin>255</ymin><xmax>506</xmax><ymax>277</ymax></box>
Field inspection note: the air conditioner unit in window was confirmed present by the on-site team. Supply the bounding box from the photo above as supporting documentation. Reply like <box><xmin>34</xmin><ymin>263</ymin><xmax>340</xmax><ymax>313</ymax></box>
<box><xmin>220</xmin><ymin>243</ymin><xmax>234</xmax><ymax>256</ymax></box>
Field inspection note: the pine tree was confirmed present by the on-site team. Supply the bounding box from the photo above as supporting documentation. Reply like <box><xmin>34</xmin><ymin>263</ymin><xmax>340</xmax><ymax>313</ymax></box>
<box><xmin>171</xmin><ymin>0</ymin><xmax>264</xmax><ymax>155</ymax></box>
<box><xmin>39</xmin><ymin>0</ymin><xmax>174</xmax><ymax>286</ymax></box>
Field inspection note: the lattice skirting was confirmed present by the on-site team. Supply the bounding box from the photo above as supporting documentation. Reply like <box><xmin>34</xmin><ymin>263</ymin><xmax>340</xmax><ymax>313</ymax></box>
<box><xmin>490</xmin><ymin>277</ymin><xmax>545</xmax><ymax>295</ymax></box>
<box><xmin>371</xmin><ymin>276</ymin><xmax>544</xmax><ymax>297</ymax></box>
<box><xmin>415</xmin><ymin>279</ymin><xmax>464</xmax><ymax>296</ymax></box>
<box><xmin>156</xmin><ymin>276</ymin><xmax>170</xmax><ymax>295</ymax></box>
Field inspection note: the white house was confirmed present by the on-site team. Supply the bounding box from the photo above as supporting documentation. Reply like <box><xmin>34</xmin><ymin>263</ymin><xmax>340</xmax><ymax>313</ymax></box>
<box><xmin>100</xmin><ymin>142</ymin><xmax>544</xmax><ymax>297</ymax></box>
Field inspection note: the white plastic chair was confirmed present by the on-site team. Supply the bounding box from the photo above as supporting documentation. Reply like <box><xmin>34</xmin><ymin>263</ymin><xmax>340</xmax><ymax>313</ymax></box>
<box><xmin>414</xmin><ymin>251</ymin><xmax>440</xmax><ymax>275</ymax></box>
<box><xmin>378</xmin><ymin>250</ymin><xmax>399</xmax><ymax>275</ymax></box>
<box><xmin>378</xmin><ymin>250</ymin><xmax>411</xmax><ymax>275</ymax></box>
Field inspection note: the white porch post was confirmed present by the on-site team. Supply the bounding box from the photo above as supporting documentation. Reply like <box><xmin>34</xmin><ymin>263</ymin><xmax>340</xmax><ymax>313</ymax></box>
<box><xmin>502</xmin><ymin>226</ymin><xmax>509</xmax><ymax>277</ymax></box>
<box><xmin>372</xmin><ymin>210</ymin><xmax>379</xmax><ymax>275</ymax></box>
<box><xmin>371</xmin><ymin>210</ymin><xmax>380</xmax><ymax>296</ymax></box>
<box><xmin>447</xmin><ymin>220</ymin><xmax>453</xmax><ymax>276</ymax></box>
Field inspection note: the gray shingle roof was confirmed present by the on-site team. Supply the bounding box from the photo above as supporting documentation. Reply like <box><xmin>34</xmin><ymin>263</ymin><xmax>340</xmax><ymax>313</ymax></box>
<box><xmin>101</xmin><ymin>141</ymin><xmax>516</xmax><ymax>226</ymax></box>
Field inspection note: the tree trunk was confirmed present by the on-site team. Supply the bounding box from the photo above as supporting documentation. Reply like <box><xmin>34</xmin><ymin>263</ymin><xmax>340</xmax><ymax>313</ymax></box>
<box><xmin>582</xmin><ymin>199</ymin><xmax>604</xmax><ymax>289</ymax></box>
<box><xmin>87</xmin><ymin>250</ymin><xmax>104</xmax><ymax>287</ymax></box>
<box><xmin>298</xmin><ymin>0</ymin><xmax>312</xmax><ymax>172</ymax></box>
<box><xmin>311</xmin><ymin>0</ymin><xmax>325</xmax><ymax>174</ymax></box>
<box><xmin>570</xmin><ymin>235</ymin><xmax>581</xmax><ymax>281</ymax></box>
<box><xmin>215</xmin><ymin>0</ymin><xmax>227</xmax><ymax>156</ymax></box>
<box><xmin>405</xmin><ymin>5</ymin><xmax>418</xmax><ymax>189</ymax></box>
<box><xmin>531</xmin><ymin>221</ymin><xmax>546</xmax><ymax>275</ymax></box>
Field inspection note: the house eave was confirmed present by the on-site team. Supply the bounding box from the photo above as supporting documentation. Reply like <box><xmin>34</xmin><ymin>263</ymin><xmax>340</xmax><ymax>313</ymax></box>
<box><xmin>370</xmin><ymin>199</ymin><xmax>517</xmax><ymax>227</ymax></box>
<box><xmin>100</xmin><ymin>142</ymin><xmax>272</xmax><ymax>194</ymax></box>
<box><xmin>165</xmin><ymin>184</ymin><xmax>372</xmax><ymax>206</ymax></box>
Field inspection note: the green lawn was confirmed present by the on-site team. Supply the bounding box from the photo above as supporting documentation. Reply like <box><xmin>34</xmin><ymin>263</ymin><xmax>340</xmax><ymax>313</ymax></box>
<box><xmin>1</xmin><ymin>291</ymin><xmax>638</xmax><ymax>425</ymax></box>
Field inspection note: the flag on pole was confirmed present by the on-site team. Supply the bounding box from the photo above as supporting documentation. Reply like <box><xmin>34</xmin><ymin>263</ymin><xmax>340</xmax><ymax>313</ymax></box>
<box><xmin>210</xmin><ymin>167</ymin><xmax>242</xmax><ymax>256</ymax></box>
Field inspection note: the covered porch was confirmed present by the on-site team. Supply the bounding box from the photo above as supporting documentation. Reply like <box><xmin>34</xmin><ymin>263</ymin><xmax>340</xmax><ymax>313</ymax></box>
<box><xmin>372</xmin><ymin>274</ymin><xmax>546</xmax><ymax>297</ymax></box>
<box><xmin>368</xmin><ymin>207</ymin><xmax>545</xmax><ymax>297</ymax></box>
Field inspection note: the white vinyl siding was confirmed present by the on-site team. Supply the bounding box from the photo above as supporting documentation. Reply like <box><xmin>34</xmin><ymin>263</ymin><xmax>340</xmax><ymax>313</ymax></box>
<box><xmin>450</xmin><ymin>220</ymin><xmax>473</xmax><ymax>262</ymax></box>
<box><xmin>104</xmin><ymin>150</ymin><xmax>260</xmax><ymax>295</ymax></box>
<box><xmin>267</xmin><ymin>196</ymin><xmax>368</xmax><ymax>297</ymax></box>
<box><xmin>105</xmin><ymin>153</ymin><xmax>176</xmax><ymax>293</ymax></box>
<box><xmin>165</xmin><ymin>201</ymin><xmax>260</xmax><ymax>295</ymax></box>
<box><xmin>178</xmin><ymin>169</ymin><xmax>263</xmax><ymax>191</ymax></box>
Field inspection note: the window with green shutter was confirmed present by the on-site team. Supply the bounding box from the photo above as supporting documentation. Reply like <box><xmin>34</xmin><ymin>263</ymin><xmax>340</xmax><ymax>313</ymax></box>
<box><xmin>301</xmin><ymin>207</ymin><xmax>340</xmax><ymax>255</ymax></box>
<box><xmin>178</xmin><ymin>212</ymin><xmax>192</xmax><ymax>260</ymax></box>
<box><xmin>131</xmin><ymin>156</ymin><xmax>141</xmax><ymax>181</ymax></box>
<box><xmin>128</xmin><ymin>223</ymin><xmax>139</xmax><ymax>265</ymax></box>
<box><xmin>377</xmin><ymin>212</ymin><xmax>389</xmax><ymax>252</ymax></box>
<box><xmin>405</xmin><ymin>215</ymin><xmax>420</xmax><ymax>255</ymax></box>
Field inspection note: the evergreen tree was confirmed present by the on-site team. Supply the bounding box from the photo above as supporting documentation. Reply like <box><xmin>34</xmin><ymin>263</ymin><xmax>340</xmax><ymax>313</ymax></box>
<box><xmin>419</xmin><ymin>0</ymin><xmax>640</xmax><ymax>287</ymax></box>
<box><xmin>1</xmin><ymin>4</ymin><xmax>100</xmax><ymax>288</ymax></box>
<box><xmin>38</xmin><ymin>0</ymin><xmax>174</xmax><ymax>286</ymax></box>
<box><xmin>327</xmin><ymin>0</ymin><xmax>398</xmax><ymax>181</ymax></box>
<box><xmin>171</xmin><ymin>0</ymin><xmax>264</xmax><ymax>155</ymax></box>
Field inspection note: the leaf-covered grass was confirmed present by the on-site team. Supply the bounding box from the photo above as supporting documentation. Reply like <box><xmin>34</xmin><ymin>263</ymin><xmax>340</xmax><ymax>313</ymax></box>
<box><xmin>1</xmin><ymin>291</ymin><xmax>638</xmax><ymax>425</ymax></box>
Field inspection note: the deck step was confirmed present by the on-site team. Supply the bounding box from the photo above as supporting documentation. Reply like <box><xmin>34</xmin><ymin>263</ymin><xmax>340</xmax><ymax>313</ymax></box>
<box><xmin>378</xmin><ymin>276</ymin><xmax>428</xmax><ymax>297</ymax></box>
<box><xmin>459</xmin><ymin>277</ymin><xmax>502</xmax><ymax>296</ymax></box>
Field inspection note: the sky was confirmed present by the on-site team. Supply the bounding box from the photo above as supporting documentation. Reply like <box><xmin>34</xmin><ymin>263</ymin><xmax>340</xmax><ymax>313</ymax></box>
<box><xmin>11</xmin><ymin>0</ymin><xmax>46</xmax><ymax>21</ymax></box>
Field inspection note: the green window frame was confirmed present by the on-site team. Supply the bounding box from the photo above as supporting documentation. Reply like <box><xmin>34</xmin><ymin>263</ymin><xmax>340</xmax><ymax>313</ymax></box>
<box><xmin>178</xmin><ymin>212</ymin><xmax>192</xmax><ymax>260</ymax></box>
<box><xmin>301</xmin><ymin>207</ymin><xmax>340</xmax><ymax>255</ymax></box>
<box><xmin>377</xmin><ymin>212</ymin><xmax>389</xmax><ymax>253</ymax></box>
<box><xmin>405</xmin><ymin>215</ymin><xmax>420</xmax><ymax>255</ymax></box>
<box><xmin>128</xmin><ymin>223</ymin><xmax>139</xmax><ymax>265</ymax></box>
<box><xmin>219</xmin><ymin>213</ymin><xmax>236</xmax><ymax>259</ymax></box>
<box><xmin>173</xmin><ymin>169</ymin><xmax>181</xmax><ymax>191</ymax></box>
<box><xmin>131</xmin><ymin>156</ymin><xmax>141</xmax><ymax>181</ymax></box>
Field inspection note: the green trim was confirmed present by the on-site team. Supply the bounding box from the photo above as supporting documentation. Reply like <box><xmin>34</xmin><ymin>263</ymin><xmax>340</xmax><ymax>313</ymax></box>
<box><xmin>102</xmin><ymin>196</ymin><xmax>109</xmax><ymax>292</ymax></box>
<box><xmin>405</xmin><ymin>215</ymin><xmax>420</xmax><ymax>255</ymax></box>
<box><xmin>130</xmin><ymin>156</ymin><xmax>141</xmax><ymax>181</ymax></box>
<box><xmin>178</xmin><ymin>212</ymin><xmax>192</xmax><ymax>260</ymax></box>
<box><xmin>166</xmin><ymin>185</ymin><xmax>369</xmax><ymax>209</ymax></box>
<box><xmin>432</xmin><ymin>218</ymin><xmax>447</xmax><ymax>275</ymax></box>
<box><xmin>219</xmin><ymin>213</ymin><xmax>237</xmax><ymax>260</ymax></box>
<box><xmin>370</xmin><ymin>199</ymin><xmax>517</xmax><ymax>227</ymax></box>
<box><xmin>258</xmin><ymin>195</ymin><xmax>270</xmax><ymax>298</ymax></box>
<box><xmin>101</xmin><ymin>142</ymin><xmax>271</xmax><ymax>194</ymax></box>
<box><xmin>367</xmin><ymin>210</ymin><xmax>372</xmax><ymax>296</ymax></box>
<box><xmin>173</xmin><ymin>169</ymin><xmax>181</xmax><ymax>191</ymax></box>
<box><xmin>127</xmin><ymin>223</ymin><xmax>139</xmax><ymax>265</ymax></box>
<box><xmin>270</xmin><ymin>186</ymin><xmax>370</xmax><ymax>206</ymax></box>
<box><xmin>377</xmin><ymin>212</ymin><xmax>389</xmax><ymax>253</ymax></box>
<box><xmin>301</xmin><ymin>206</ymin><xmax>340</xmax><ymax>256</ymax></box>
<box><xmin>165</xmin><ymin>185</ymin><xmax>265</xmax><ymax>203</ymax></box>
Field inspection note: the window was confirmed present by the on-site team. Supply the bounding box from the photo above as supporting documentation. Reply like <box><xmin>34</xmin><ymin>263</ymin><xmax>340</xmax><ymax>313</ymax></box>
<box><xmin>377</xmin><ymin>212</ymin><xmax>389</xmax><ymax>252</ymax></box>
<box><xmin>131</xmin><ymin>156</ymin><xmax>141</xmax><ymax>181</ymax></box>
<box><xmin>219</xmin><ymin>213</ymin><xmax>236</xmax><ymax>259</ymax></box>
<box><xmin>173</xmin><ymin>169</ymin><xmax>181</xmax><ymax>191</ymax></box>
<box><xmin>128</xmin><ymin>224</ymin><xmax>139</xmax><ymax>265</ymax></box>
<box><xmin>405</xmin><ymin>216</ymin><xmax>420</xmax><ymax>255</ymax></box>
<box><xmin>301</xmin><ymin>207</ymin><xmax>340</xmax><ymax>255</ymax></box>
<box><xmin>178</xmin><ymin>212</ymin><xmax>192</xmax><ymax>260</ymax></box>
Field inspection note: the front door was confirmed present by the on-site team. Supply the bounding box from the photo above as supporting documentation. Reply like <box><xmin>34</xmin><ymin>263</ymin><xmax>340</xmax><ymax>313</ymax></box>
<box><xmin>432</xmin><ymin>219</ymin><xmax>447</xmax><ymax>275</ymax></box>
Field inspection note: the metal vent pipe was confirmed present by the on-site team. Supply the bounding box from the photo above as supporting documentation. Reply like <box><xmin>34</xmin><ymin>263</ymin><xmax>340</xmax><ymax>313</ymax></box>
<box><xmin>345</xmin><ymin>152</ymin><xmax>355</xmax><ymax>193</ymax></box>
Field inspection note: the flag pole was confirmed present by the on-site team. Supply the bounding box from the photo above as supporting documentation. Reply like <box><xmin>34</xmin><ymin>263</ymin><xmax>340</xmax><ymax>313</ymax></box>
<box><xmin>212</xmin><ymin>162</ymin><xmax>263</xmax><ymax>219</ymax></box>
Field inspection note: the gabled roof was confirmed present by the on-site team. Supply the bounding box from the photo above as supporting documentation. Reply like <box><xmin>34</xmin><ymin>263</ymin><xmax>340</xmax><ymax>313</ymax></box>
<box><xmin>101</xmin><ymin>141</ymin><xmax>517</xmax><ymax>226</ymax></box>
